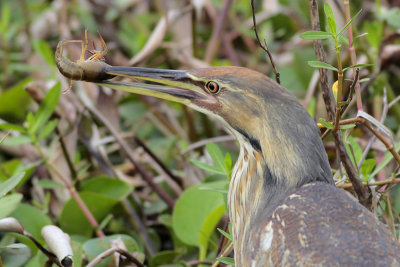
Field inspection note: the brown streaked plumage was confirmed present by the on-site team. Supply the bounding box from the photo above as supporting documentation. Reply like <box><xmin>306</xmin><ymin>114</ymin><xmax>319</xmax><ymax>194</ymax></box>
<box><xmin>55</xmin><ymin>47</ymin><xmax>400</xmax><ymax>266</ymax></box>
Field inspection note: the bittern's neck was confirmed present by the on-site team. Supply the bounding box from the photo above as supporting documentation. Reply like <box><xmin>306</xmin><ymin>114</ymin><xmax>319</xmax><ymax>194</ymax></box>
<box><xmin>227</xmin><ymin>99</ymin><xmax>333</xmax><ymax>264</ymax></box>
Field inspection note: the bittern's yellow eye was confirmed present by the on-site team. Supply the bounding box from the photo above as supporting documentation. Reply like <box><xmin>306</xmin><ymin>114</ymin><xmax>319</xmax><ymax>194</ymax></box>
<box><xmin>206</xmin><ymin>81</ymin><xmax>220</xmax><ymax>94</ymax></box>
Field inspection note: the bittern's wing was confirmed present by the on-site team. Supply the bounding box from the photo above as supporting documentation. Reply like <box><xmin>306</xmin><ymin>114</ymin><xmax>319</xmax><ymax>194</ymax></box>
<box><xmin>251</xmin><ymin>182</ymin><xmax>400</xmax><ymax>266</ymax></box>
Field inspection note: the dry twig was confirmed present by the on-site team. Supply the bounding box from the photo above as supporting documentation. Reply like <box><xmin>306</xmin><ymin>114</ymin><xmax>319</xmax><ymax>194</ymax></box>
<box><xmin>250</xmin><ymin>0</ymin><xmax>280</xmax><ymax>84</ymax></box>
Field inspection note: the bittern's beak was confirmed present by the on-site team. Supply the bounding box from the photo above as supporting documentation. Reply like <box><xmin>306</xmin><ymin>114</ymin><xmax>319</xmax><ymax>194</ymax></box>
<box><xmin>96</xmin><ymin>66</ymin><xmax>213</xmax><ymax>106</ymax></box>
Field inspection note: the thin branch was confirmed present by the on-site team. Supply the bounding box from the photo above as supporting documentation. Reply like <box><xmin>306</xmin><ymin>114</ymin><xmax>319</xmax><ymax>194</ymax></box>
<box><xmin>204</xmin><ymin>0</ymin><xmax>233</xmax><ymax>63</ymax></box>
<box><xmin>133</xmin><ymin>136</ymin><xmax>183</xmax><ymax>189</ymax></box>
<box><xmin>84</xmin><ymin>101</ymin><xmax>176</xmax><ymax>208</ymax></box>
<box><xmin>308</xmin><ymin>0</ymin><xmax>370</xmax><ymax>208</ymax></box>
<box><xmin>343</xmin><ymin>0</ymin><xmax>363</xmax><ymax>111</ymax></box>
<box><xmin>24</xmin><ymin>232</ymin><xmax>62</xmax><ymax>267</ymax></box>
<box><xmin>337</xmin><ymin>177</ymin><xmax>400</xmax><ymax>189</ymax></box>
<box><xmin>86</xmin><ymin>247</ymin><xmax>143</xmax><ymax>267</ymax></box>
<box><xmin>250</xmin><ymin>0</ymin><xmax>280</xmax><ymax>84</ymax></box>
<box><xmin>211</xmin><ymin>241</ymin><xmax>234</xmax><ymax>267</ymax></box>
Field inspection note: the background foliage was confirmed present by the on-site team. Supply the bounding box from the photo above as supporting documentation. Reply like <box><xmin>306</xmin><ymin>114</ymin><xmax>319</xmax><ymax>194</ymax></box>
<box><xmin>0</xmin><ymin>0</ymin><xmax>400</xmax><ymax>266</ymax></box>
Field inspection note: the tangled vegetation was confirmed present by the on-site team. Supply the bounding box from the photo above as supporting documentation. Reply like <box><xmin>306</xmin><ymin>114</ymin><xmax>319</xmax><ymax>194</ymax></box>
<box><xmin>0</xmin><ymin>0</ymin><xmax>399</xmax><ymax>266</ymax></box>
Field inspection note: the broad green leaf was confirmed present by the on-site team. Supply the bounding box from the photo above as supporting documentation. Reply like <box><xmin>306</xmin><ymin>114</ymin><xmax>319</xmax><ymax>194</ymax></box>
<box><xmin>37</xmin><ymin>119</ymin><xmax>59</xmax><ymax>140</ymax></box>
<box><xmin>206</xmin><ymin>143</ymin><xmax>225</xmax><ymax>170</ymax></box>
<box><xmin>172</xmin><ymin>181</ymin><xmax>225</xmax><ymax>248</ymax></box>
<box><xmin>319</xmin><ymin>118</ymin><xmax>334</xmax><ymax>130</ymax></box>
<box><xmin>217</xmin><ymin>257</ymin><xmax>235</xmax><ymax>265</ymax></box>
<box><xmin>11</xmin><ymin>203</ymin><xmax>52</xmax><ymax>243</ymax></box>
<box><xmin>191</xmin><ymin>159</ymin><xmax>226</xmax><ymax>175</ymax></box>
<box><xmin>3</xmin><ymin>135</ymin><xmax>32</xmax><ymax>146</ymax></box>
<box><xmin>0</xmin><ymin>172</ymin><xmax>25</xmax><ymax>197</ymax></box>
<box><xmin>0</xmin><ymin>193</ymin><xmax>23</xmax><ymax>219</ymax></box>
<box><xmin>339</xmin><ymin>9</ymin><xmax>362</xmax><ymax>34</ymax></box>
<box><xmin>378</xmin><ymin>7</ymin><xmax>400</xmax><ymax>28</ymax></box>
<box><xmin>59</xmin><ymin>192</ymin><xmax>118</xmax><ymax>236</ymax></box>
<box><xmin>83</xmin><ymin>234</ymin><xmax>141</xmax><ymax>267</ymax></box>
<box><xmin>308</xmin><ymin>61</ymin><xmax>338</xmax><ymax>71</ymax></box>
<box><xmin>343</xmin><ymin>64</ymin><xmax>374</xmax><ymax>72</ymax></box>
<box><xmin>300</xmin><ymin>31</ymin><xmax>331</xmax><ymax>40</ymax></box>
<box><xmin>80</xmin><ymin>176</ymin><xmax>133</xmax><ymax>200</ymax></box>
<box><xmin>0</xmin><ymin>79</ymin><xmax>31</xmax><ymax>121</ymax></box>
<box><xmin>0</xmin><ymin>244</ymin><xmax>31</xmax><ymax>266</ymax></box>
<box><xmin>149</xmin><ymin>250</ymin><xmax>182</xmax><ymax>267</ymax></box>
<box><xmin>364</xmin><ymin>21</ymin><xmax>383</xmax><ymax>53</ymax></box>
<box><xmin>199</xmin><ymin>204</ymin><xmax>226</xmax><ymax>259</ymax></box>
<box><xmin>30</xmin><ymin>82</ymin><xmax>61</xmax><ymax>135</ymax></box>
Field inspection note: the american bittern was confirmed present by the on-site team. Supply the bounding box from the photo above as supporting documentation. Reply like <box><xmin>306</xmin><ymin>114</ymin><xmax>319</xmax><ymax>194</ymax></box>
<box><xmin>56</xmin><ymin>42</ymin><xmax>400</xmax><ymax>266</ymax></box>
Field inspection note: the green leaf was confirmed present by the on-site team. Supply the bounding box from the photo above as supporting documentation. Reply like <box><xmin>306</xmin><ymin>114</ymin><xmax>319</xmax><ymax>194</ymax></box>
<box><xmin>206</xmin><ymin>143</ymin><xmax>225</xmax><ymax>171</ymax></box>
<box><xmin>352</xmin><ymin>32</ymin><xmax>368</xmax><ymax>46</ymax></box>
<box><xmin>338</xmin><ymin>33</ymin><xmax>349</xmax><ymax>46</ymax></box>
<box><xmin>0</xmin><ymin>193</ymin><xmax>23</xmax><ymax>219</ymax></box>
<box><xmin>360</xmin><ymin>159</ymin><xmax>375</xmax><ymax>182</ymax></box>
<box><xmin>36</xmin><ymin>179</ymin><xmax>65</xmax><ymax>189</ymax></box>
<box><xmin>339</xmin><ymin>9</ymin><xmax>362</xmax><ymax>34</ymax></box>
<box><xmin>149</xmin><ymin>250</ymin><xmax>182</xmax><ymax>267</ymax></box>
<box><xmin>37</xmin><ymin>119</ymin><xmax>58</xmax><ymax>140</ymax></box>
<box><xmin>364</xmin><ymin>21</ymin><xmax>383</xmax><ymax>53</ymax></box>
<box><xmin>0</xmin><ymin>4</ymin><xmax>10</xmax><ymax>34</ymax></box>
<box><xmin>0</xmin><ymin>172</ymin><xmax>25</xmax><ymax>197</ymax></box>
<box><xmin>371</xmin><ymin>141</ymin><xmax>400</xmax><ymax>177</ymax></box>
<box><xmin>217</xmin><ymin>257</ymin><xmax>235</xmax><ymax>265</ymax></box>
<box><xmin>0</xmin><ymin>123</ymin><xmax>26</xmax><ymax>133</ymax></box>
<box><xmin>3</xmin><ymin>135</ymin><xmax>32</xmax><ymax>146</ymax></box>
<box><xmin>59</xmin><ymin>192</ymin><xmax>119</xmax><ymax>236</ymax></box>
<box><xmin>30</xmin><ymin>82</ymin><xmax>61</xmax><ymax>135</ymax></box>
<box><xmin>345</xmin><ymin>136</ymin><xmax>363</xmax><ymax>166</ymax></box>
<box><xmin>32</xmin><ymin>39</ymin><xmax>56</xmax><ymax>67</ymax></box>
<box><xmin>80</xmin><ymin>176</ymin><xmax>133</xmax><ymax>200</ymax></box>
<box><xmin>224</xmin><ymin>153</ymin><xmax>232</xmax><ymax>179</ymax></box>
<box><xmin>343</xmin><ymin>64</ymin><xmax>374</xmax><ymax>72</ymax></box>
<box><xmin>217</xmin><ymin>228</ymin><xmax>232</xmax><ymax>241</ymax></box>
<box><xmin>300</xmin><ymin>31</ymin><xmax>331</xmax><ymax>40</ymax></box>
<box><xmin>83</xmin><ymin>234</ymin><xmax>141</xmax><ymax>267</ymax></box>
<box><xmin>199</xmin><ymin>181</ymin><xmax>229</xmax><ymax>194</ymax></box>
<box><xmin>190</xmin><ymin>159</ymin><xmax>226</xmax><ymax>175</ymax></box>
<box><xmin>359</xmin><ymin>78</ymin><xmax>370</xmax><ymax>83</ymax></box>
<box><xmin>324</xmin><ymin>3</ymin><xmax>337</xmax><ymax>34</ymax></box>
<box><xmin>339</xmin><ymin>124</ymin><xmax>356</xmax><ymax>130</ymax></box>
<box><xmin>11</xmin><ymin>203</ymin><xmax>52</xmax><ymax>243</ymax></box>
<box><xmin>308</xmin><ymin>61</ymin><xmax>338</xmax><ymax>71</ymax></box>
<box><xmin>172</xmin><ymin>181</ymin><xmax>225</xmax><ymax>249</ymax></box>
<box><xmin>199</xmin><ymin>205</ymin><xmax>226</xmax><ymax>259</ymax></box>
<box><xmin>0</xmin><ymin>79</ymin><xmax>32</xmax><ymax>121</ymax></box>
<box><xmin>319</xmin><ymin>118</ymin><xmax>334</xmax><ymax>130</ymax></box>
<box><xmin>0</xmin><ymin>243</ymin><xmax>27</xmax><ymax>250</ymax></box>
<box><xmin>0</xmin><ymin>133</ymin><xmax>8</xmax><ymax>145</ymax></box>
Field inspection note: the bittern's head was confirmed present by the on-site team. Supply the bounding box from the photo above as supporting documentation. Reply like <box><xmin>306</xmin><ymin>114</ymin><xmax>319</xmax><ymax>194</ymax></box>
<box><xmin>99</xmin><ymin>66</ymin><xmax>332</xmax><ymax>187</ymax></box>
